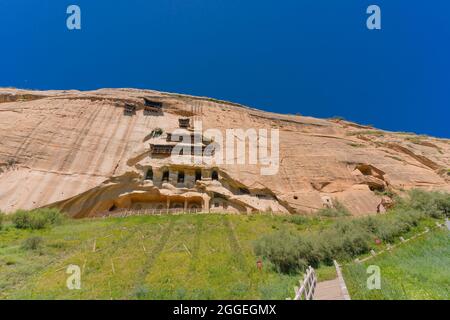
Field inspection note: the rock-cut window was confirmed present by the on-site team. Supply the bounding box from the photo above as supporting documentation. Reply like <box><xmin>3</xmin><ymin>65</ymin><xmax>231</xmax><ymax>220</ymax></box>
<box><xmin>145</xmin><ymin>168</ymin><xmax>153</xmax><ymax>180</ymax></box>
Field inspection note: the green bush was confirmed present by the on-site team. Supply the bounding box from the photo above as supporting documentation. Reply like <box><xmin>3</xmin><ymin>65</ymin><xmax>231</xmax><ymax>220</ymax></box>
<box><xmin>317</xmin><ymin>201</ymin><xmax>351</xmax><ymax>217</ymax></box>
<box><xmin>374</xmin><ymin>189</ymin><xmax>396</xmax><ymax>198</ymax></box>
<box><xmin>0</xmin><ymin>211</ymin><xmax>4</xmax><ymax>230</ymax></box>
<box><xmin>39</xmin><ymin>208</ymin><xmax>65</xmax><ymax>225</ymax></box>
<box><xmin>12</xmin><ymin>210</ymin><xmax>32</xmax><ymax>229</ymax></box>
<box><xmin>254</xmin><ymin>221</ymin><xmax>375</xmax><ymax>274</ymax></box>
<box><xmin>254</xmin><ymin>190</ymin><xmax>449</xmax><ymax>274</ymax></box>
<box><xmin>22</xmin><ymin>236</ymin><xmax>44</xmax><ymax>250</ymax></box>
<box><xmin>254</xmin><ymin>231</ymin><xmax>317</xmax><ymax>274</ymax></box>
<box><xmin>13</xmin><ymin>210</ymin><xmax>45</xmax><ymax>229</ymax></box>
<box><xmin>150</xmin><ymin>128</ymin><xmax>163</xmax><ymax>138</ymax></box>
<box><xmin>402</xmin><ymin>189</ymin><xmax>450</xmax><ymax>218</ymax></box>
<box><xmin>285</xmin><ymin>215</ymin><xmax>310</xmax><ymax>225</ymax></box>
<box><xmin>314</xmin><ymin>220</ymin><xmax>372</xmax><ymax>262</ymax></box>
<box><xmin>12</xmin><ymin>208</ymin><xmax>65</xmax><ymax>230</ymax></box>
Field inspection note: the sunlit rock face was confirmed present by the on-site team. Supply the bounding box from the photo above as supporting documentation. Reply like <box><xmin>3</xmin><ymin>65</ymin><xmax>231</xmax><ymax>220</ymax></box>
<box><xmin>0</xmin><ymin>88</ymin><xmax>449</xmax><ymax>217</ymax></box>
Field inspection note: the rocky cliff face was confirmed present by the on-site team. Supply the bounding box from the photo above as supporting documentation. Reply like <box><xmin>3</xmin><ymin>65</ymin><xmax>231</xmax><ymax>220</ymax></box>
<box><xmin>0</xmin><ymin>88</ymin><xmax>448</xmax><ymax>217</ymax></box>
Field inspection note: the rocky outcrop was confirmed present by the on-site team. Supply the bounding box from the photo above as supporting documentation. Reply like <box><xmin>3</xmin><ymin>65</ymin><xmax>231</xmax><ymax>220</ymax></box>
<box><xmin>0</xmin><ymin>88</ymin><xmax>449</xmax><ymax>217</ymax></box>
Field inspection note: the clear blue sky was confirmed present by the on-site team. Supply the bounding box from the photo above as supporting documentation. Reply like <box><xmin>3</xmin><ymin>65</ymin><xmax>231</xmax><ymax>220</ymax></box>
<box><xmin>1</xmin><ymin>1</ymin><xmax>449</xmax><ymax>137</ymax></box>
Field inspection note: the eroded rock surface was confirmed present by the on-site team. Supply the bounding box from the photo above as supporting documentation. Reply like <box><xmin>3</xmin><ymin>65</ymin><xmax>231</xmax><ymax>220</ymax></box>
<box><xmin>0</xmin><ymin>88</ymin><xmax>449</xmax><ymax>217</ymax></box>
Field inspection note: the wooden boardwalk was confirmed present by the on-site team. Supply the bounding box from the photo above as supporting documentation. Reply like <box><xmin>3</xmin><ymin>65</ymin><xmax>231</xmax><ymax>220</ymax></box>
<box><xmin>314</xmin><ymin>278</ymin><xmax>345</xmax><ymax>300</ymax></box>
<box><xmin>314</xmin><ymin>261</ymin><xmax>350</xmax><ymax>300</ymax></box>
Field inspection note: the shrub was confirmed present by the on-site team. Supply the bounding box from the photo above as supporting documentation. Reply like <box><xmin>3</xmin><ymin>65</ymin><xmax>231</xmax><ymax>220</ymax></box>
<box><xmin>317</xmin><ymin>201</ymin><xmax>351</xmax><ymax>217</ymax></box>
<box><xmin>254</xmin><ymin>190</ymin><xmax>449</xmax><ymax>275</ymax></box>
<box><xmin>39</xmin><ymin>208</ymin><xmax>65</xmax><ymax>225</ymax></box>
<box><xmin>400</xmin><ymin>189</ymin><xmax>450</xmax><ymax>218</ymax></box>
<box><xmin>317</xmin><ymin>220</ymin><xmax>372</xmax><ymax>261</ymax></box>
<box><xmin>12</xmin><ymin>210</ymin><xmax>33</xmax><ymax>229</ymax></box>
<box><xmin>285</xmin><ymin>215</ymin><xmax>309</xmax><ymax>225</ymax></box>
<box><xmin>22</xmin><ymin>236</ymin><xmax>43</xmax><ymax>250</ymax></box>
<box><xmin>6</xmin><ymin>158</ymin><xmax>17</xmax><ymax>167</ymax></box>
<box><xmin>254</xmin><ymin>231</ymin><xmax>313</xmax><ymax>274</ymax></box>
<box><xmin>12</xmin><ymin>208</ymin><xmax>65</xmax><ymax>230</ymax></box>
<box><xmin>330</xmin><ymin>116</ymin><xmax>345</xmax><ymax>121</ymax></box>
<box><xmin>150</xmin><ymin>128</ymin><xmax>163</xmax><ymax>138</ymax></box>
<box><xmin>374</xmin><ymin>189</ymin><xmax>396</xmax><ymax>198</ymax></box>
<box><xmin>346</xmin><ymin>130</ymin><xmax>384</xmax><ymax>137</ymax></box>
<box><xmin>254</xmin><ymin>220</ymin><xmax>374</xmax><ymax>273</ymax></box>
<box><xmin>13</xmin><ymin>210</ymin><xmax>46</xmax><ymax>229</ymax></box>
<box><xmin>0</xmin><ymin>211</ymin><xmax>4</xmax><ymax>230</ymax></box>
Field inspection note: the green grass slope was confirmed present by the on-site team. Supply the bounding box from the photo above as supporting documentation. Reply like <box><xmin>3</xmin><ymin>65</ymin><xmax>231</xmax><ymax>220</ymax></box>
<box><xmin>1</xmin><ymin>188</ymin><xmax>448</xmax><ymax>300</ymax></box>
<box><xmin>0</xmin><ymin>214</ymin><xmax>310</xmax><ymax>300</ymax></box>
<box><xmin>343</xmin><ymin>229</ymin><xmax>450</xmax><ymax>300</ymax></box>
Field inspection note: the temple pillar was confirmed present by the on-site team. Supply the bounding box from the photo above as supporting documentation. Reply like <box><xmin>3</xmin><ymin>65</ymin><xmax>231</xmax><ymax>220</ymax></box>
<box><xmin>203</xmin><ymin>193</ymin><xmax>211</xmax><ymax>212</ymax></box>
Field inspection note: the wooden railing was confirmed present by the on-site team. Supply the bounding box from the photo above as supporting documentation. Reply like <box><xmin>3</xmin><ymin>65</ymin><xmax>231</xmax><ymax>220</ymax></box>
<box><xmin>288</xmin><ymin>266</ymin><xmax>317</xmax><ymax>300</ymax></box>
<box><xmin>93</xmin><ymin>208</ymin><xmax>287</xmax><ymax>218</ymax></box>
<box><xmin>95</xmin><ymin>207</ymin><xmax>203</xmax><ymax>218</ymax></box>
<box><xmin>353</xmin><ymin>223</ymin><xmax>445</xmax><ymax>264</ymax></box>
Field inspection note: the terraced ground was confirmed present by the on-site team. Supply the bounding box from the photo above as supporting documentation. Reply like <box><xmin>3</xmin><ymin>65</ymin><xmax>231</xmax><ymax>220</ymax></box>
<box><xmin>343</xmin><ymin>229</ymin><xmax>450</xmax><ymax>300</ymax></box>
<box><xmin>0</xmin><ymin>214</ymin><xmax>331</xmax><ymax>300</ymax></box>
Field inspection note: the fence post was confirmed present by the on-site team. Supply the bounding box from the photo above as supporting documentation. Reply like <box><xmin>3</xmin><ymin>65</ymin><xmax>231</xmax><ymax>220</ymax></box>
<box><xmin>291</xmin><ymin>266</ymin><xmax>317</xmax><ymax>300</ymax></box>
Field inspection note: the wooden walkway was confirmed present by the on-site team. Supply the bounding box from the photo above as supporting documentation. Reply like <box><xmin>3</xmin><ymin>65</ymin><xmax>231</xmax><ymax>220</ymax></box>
<box><xmin>314</xmin><ymin>278</ymin><xmax>345</xmax><ymax>300</ymax></box>
<box><xmin>314</xmin><ymin>261</ymin><xmax>351</xmax><ymax>300</ymax></box>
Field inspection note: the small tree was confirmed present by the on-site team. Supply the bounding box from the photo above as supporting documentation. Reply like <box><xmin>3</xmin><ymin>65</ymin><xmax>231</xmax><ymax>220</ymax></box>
<box><xmin>150</xmin><ymin>128</ymin><xmax>163</xmax><ymax>138</ymax></box>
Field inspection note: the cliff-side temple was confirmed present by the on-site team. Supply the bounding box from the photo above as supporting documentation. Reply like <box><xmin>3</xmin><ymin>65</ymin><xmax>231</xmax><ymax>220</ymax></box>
<box><xmin>1</xmin><ymin>88</ymin><xmax>448</xmax><ymax>218</ymax></box>
<box><xmin>48</xmin><ymin>113</ymin><xmax>289</xmax><ymax>218</ymax></box>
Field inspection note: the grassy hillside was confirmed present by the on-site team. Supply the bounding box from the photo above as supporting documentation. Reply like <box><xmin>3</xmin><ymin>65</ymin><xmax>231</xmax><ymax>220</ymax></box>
<box><xmin>343</xmin><ymin>229</ymin><xmax>450</xmax><ymax>300</ymax></box>
<box><xmin>0</xmin><ymin>189</ymin><xmax>447</xmax><ymax>300</ymax></box>
<box><xmin>0</xmin><ymin>214</ymin><xmax>328</xmax><ymax>300</ymax></box>
<box><xmin>0</xmin><ymin>212</ymin><xmax>438</xmax><ymax>300</ymax></box>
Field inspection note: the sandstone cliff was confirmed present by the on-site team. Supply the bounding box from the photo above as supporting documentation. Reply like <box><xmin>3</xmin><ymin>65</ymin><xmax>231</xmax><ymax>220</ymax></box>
<box><xmin>0</xmin><ymin>88</ymin><xmax>448</xmax><ymax>217</ymax></box>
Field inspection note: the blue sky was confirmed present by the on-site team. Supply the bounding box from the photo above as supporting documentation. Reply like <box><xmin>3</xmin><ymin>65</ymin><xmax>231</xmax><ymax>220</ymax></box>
<box><xmin>1</xmin><ymin>0</ymin><xmax>449</xmax><ymax>137</ymax></box>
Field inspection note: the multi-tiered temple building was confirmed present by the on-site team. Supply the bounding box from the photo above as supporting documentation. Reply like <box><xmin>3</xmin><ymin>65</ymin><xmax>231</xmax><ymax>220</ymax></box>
<box><xmin>46</xmin><ymin>98</ymin><xmax>289</xmax><ymax>217</ymax></box>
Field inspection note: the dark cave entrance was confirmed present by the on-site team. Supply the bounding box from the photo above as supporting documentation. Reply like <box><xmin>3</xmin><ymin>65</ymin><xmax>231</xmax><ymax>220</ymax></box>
<box><xmin>195</xmin><ymin>169</ymin><xmax>202</xmax><ymax>181</ymax></box>
<box><xmin>162</xmin><ymin>170</ymin><xmax>169</xmax><ymax>182</ymax></box>
<box><xmin>145</xmin><ymin>168</ymin><xmax>153</xmax><ymax>181</ymax></box>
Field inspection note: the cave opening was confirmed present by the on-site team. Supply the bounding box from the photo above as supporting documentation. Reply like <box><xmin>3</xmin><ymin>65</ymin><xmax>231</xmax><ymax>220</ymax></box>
<box><xmin>211</xmin><ymin>170</ymin><xmax>219</xmax><ymax>180</ymax></box>
<box><xmin>162</xmin><ymin>170</ymin><xmax>169</xmax><ymax>182</ymax></box>
<box><xmin>239</xmin><ymin>187</ymin><xmax>250</xmax><ymax>195</ymax></box>
<box><xmin>178</xmin><ymin>170</ymin><xmax>185</xmax><ymax>183</ymax></box>
<box><xmin>195</xmin><ymin>169</ymin><xmax>202</xmax><ymax>181</ymax></box>
<box><xmin>145</xmin><ymin>168</ymin><xmax>153</xmax><ymax>180</ymax></box>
